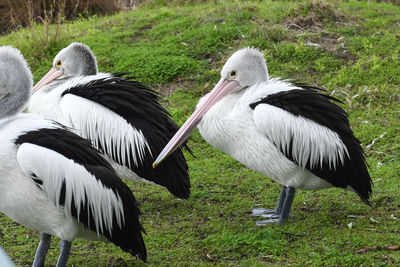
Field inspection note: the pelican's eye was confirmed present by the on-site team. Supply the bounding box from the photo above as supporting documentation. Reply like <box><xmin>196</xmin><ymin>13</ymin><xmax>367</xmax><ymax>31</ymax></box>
<box><xmin>55</xmin><ymin>60</ymin><xmax>63</xmax><ymax>68</ymax></box>
<box><xmin>228</xmin><ymin>70</ymin><xmax>237</xmax><ymax>79</ymax></box>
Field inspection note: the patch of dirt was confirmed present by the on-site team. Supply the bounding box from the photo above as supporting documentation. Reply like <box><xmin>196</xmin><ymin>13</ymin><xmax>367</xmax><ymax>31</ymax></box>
<box><xmin>284</xmin><ymin>1</ymin><xmax>346</xmax><ymax>31</ymax></box>
<box><xmin>304</xmin><ymin>31</ymin><xmax>357</xmax><ymax>63</ymax></box>
<box><xmin>279</xmin><ymin>1</ymin><xmax>360</xmax><ymax>65</ymax></box>
<box><xmin>154</xmin><ymin>80</ymin><xmax>201</xmax><ymax>98</ymax></box>
<box><xmin>153</xmin><ymin>52</ymin><xmax>226</xmax><ymax>98</ymax></box>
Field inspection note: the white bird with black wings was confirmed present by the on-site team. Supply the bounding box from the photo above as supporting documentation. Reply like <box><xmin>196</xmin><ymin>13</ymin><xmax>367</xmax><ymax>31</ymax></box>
<box><xmin>0</xmin><ymin>46</ymin><xmax>146</xmax><ymax>266</ymax></box>
<box><xmin>154</xmin><ymin>47</ymin><xmax>372</xmax><ymax>225</ymax></box>
<box><xmin>28</xmin><ymin>42</ymin><xmax>191</xmax><ymax>199</ymax></box>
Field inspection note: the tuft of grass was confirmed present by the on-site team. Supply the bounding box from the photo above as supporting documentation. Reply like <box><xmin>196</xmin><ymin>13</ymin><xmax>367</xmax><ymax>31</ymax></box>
<box><xmin>0</xmin><ymin>0</ymin><xmax>399</xmax><ymax>266</ymax></box>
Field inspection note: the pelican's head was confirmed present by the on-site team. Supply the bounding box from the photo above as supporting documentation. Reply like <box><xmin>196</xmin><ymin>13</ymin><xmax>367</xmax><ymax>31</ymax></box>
<box><xmin>220</xmin><ymin>47</ymin><xmax>268</xmax><ymax>91</ymax></box>
<box><xmin>33</xmin><ymin>42</ymin><xmax>98</xmax><ymax>93</ymax></box>
<box><xmin>153</xmin><ymin>47</ymin><xmax>268</xmax><ymax>167</ymax></box>
<box><xmin>0</xmin><ymin>46</ymin><xmax>33</xmax><ymax>118</ymax></box>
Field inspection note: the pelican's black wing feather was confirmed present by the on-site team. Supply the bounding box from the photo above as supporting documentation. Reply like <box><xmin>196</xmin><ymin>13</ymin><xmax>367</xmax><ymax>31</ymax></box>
<box><xmin>62</xmin><ymin>74</ymin><xmax>191</xmax><ymax>199</ymax></box>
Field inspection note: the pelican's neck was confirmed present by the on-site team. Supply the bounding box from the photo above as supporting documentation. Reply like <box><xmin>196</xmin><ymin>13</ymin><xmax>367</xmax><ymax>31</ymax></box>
<box><xmin>197</xmin><ymin>89</ymin><xmax>246</xmax><ymax>146</ymax></box>
<box><xmin>0</xmin><ymin>47</ymin><xmax>33</xmax><ymax>119</ymax></box>
<box><xmin>0</xmin><ymin>89</ymin><xmax>29</xmax><ymax>119</ymax></box>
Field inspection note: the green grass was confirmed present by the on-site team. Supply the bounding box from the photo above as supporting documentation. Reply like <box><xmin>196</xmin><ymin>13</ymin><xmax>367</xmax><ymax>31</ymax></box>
<box><xmin>1</xmin><ymin>0</ymin><xmax>400</xmax><ymax>266</ymax></box>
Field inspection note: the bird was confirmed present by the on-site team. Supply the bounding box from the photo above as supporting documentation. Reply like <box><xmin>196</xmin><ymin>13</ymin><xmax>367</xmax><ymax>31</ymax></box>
<box><xmin>0</xmin><ymin>46</ymin><xmax>146</xmax><ymax>266</ymax></box>
<box><xmin>28</xmin><ymin>42</ymin><xmax>191</xmax><ymax>199</ymax></box>
<box><xmin>153</xmin><ymin>47</ymin><xmax>372</xmax><ymax>225</ymax></box>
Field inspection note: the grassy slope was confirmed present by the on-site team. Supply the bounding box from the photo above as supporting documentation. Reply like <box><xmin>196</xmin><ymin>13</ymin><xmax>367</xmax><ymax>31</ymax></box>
<box><xmin>1</xmin><ymin>0</ymin><xmax>399</xmax><ymax>266</ymax></box>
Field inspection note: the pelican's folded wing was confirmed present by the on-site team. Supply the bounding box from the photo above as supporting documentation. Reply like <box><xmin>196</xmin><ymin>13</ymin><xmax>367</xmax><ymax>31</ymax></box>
<box><xmin>59</xmin><ymin>75</ymin><xmax>190</xmax><ymax>199</ymax></box>
<box><xmin>15</xmin><ymin>127</ymin><xmax>146</xmax><ymax>260</ymax></box>
<box><xmin>250</xmin><ymin>86</ymin><xmax>371</xmax><ymax>202</ymax></box>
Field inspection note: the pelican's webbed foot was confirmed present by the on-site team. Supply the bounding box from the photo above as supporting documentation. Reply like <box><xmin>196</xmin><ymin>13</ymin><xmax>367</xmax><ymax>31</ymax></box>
<box><xmin>255</xmin><ymin>185</ymin><xmax>296</xmax><ymax>225</ymax></box>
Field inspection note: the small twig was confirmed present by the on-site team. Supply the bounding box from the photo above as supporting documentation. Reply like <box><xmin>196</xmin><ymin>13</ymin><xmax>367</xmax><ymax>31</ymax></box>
<box><xmin>287</xmin><ymin>23</ymin><xmax>306</xmax><ymax>31</ymax></box>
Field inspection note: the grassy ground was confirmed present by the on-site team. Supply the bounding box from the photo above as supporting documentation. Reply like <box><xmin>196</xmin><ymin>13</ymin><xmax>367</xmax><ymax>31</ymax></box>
<box><xmin>1</xmin><ymin>0</ymin><xmax>399</xmax><ymax>266</ymax></box>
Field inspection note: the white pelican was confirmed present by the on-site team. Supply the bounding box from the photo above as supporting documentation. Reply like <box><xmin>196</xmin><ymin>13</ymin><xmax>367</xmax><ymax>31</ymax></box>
<box><xmin>0</xmin><ymin>46</ymin><xmax>146</xmax><ymax>266</ymax></box>
<box><xmin>153</xmin><ymin>47</ymin><xmax>372</xmax><ymax>225</ymax></box>
<box><xmin>28</xmin><ymin>42</ymin><xmax>191</xmax><ymax>199</ymax></box>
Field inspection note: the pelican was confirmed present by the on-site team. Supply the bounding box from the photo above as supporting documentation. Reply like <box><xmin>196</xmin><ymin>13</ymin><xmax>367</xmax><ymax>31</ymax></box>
<box><xmin>28</xmin><ymin>42</ymin><xmax>190</xmax><ymax>199</ymax></box>
<box><xmin>0</xmin><ymin>46</ymin><xmax>146</xmax><ymax>266</ymax></box>
<box><xmin>153</xmin><ymin>47</ymin><xmax>372</xmax><ymax>224</ymax></box>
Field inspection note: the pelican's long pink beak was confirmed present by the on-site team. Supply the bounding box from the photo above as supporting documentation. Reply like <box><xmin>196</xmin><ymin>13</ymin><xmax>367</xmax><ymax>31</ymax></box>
<box><xmin>153</xmin><ymin>78</ymin><xmax>239</xmax><ymax>168</ymax></box>
<box><xmin>32</xmin><ymin>68</ymin><xmax>64</xmax><ymax>93</ymax></box>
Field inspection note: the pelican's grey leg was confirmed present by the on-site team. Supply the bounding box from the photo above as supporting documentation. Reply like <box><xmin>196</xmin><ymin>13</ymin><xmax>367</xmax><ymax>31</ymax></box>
<box><xmin>278</xmin><ymin>186</ymin><xmax>296</xmax><ymax>224</ymax></box>
<box><xmin>55</xmin><ymin>240</ymin><xmax>72</xmax><ymax>267</ymax></box>
<box><xmin>32</xmin><ymin>232</ymin><xmax>51</xmax><ymax>267</ymax></box>
<box><xmin>256</xmin><ymin>186</ymin><xmax>296</xmax><ymax>225</ymax></box>
<box><xmin>252</xmin><ymin>185</ymin><xmax>287</xmax><ymax>218</ymax></box>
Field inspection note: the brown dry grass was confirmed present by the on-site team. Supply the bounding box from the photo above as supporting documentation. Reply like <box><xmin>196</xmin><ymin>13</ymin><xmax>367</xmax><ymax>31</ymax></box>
<box><xmin>284</xmin><ymin>0</ymin><xmax>345</xmax><ymax>31</ymax></box>
<box><xmin>0</xmin><ymin>0</ymin><xmax>121</xmax><ymax>34</ymax></box>
<box><xmin>374</xmin><ymin>0</ymin><xmax>400</xmax><ymax>5</ymax></box>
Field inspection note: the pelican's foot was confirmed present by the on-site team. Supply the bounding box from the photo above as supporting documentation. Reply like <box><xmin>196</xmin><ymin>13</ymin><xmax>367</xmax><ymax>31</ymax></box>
<box><xmin>253</xmin><ymin>186</ymin><xmax>296</xmax><ymax>226</ymax></box>
<box><xmin>251</xmin><ymin>208</ymin><xmax>277</xmax><ymax>217</ymax></box>
<box><xmin>261</xmin><ymin>212</ymin><xmax>280</xmax><ymax>219</ymax></box>
<box><xmin>255</xmin><ymin>218</ymin><xmax>281</xmax><ymax>226</ymax></box>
